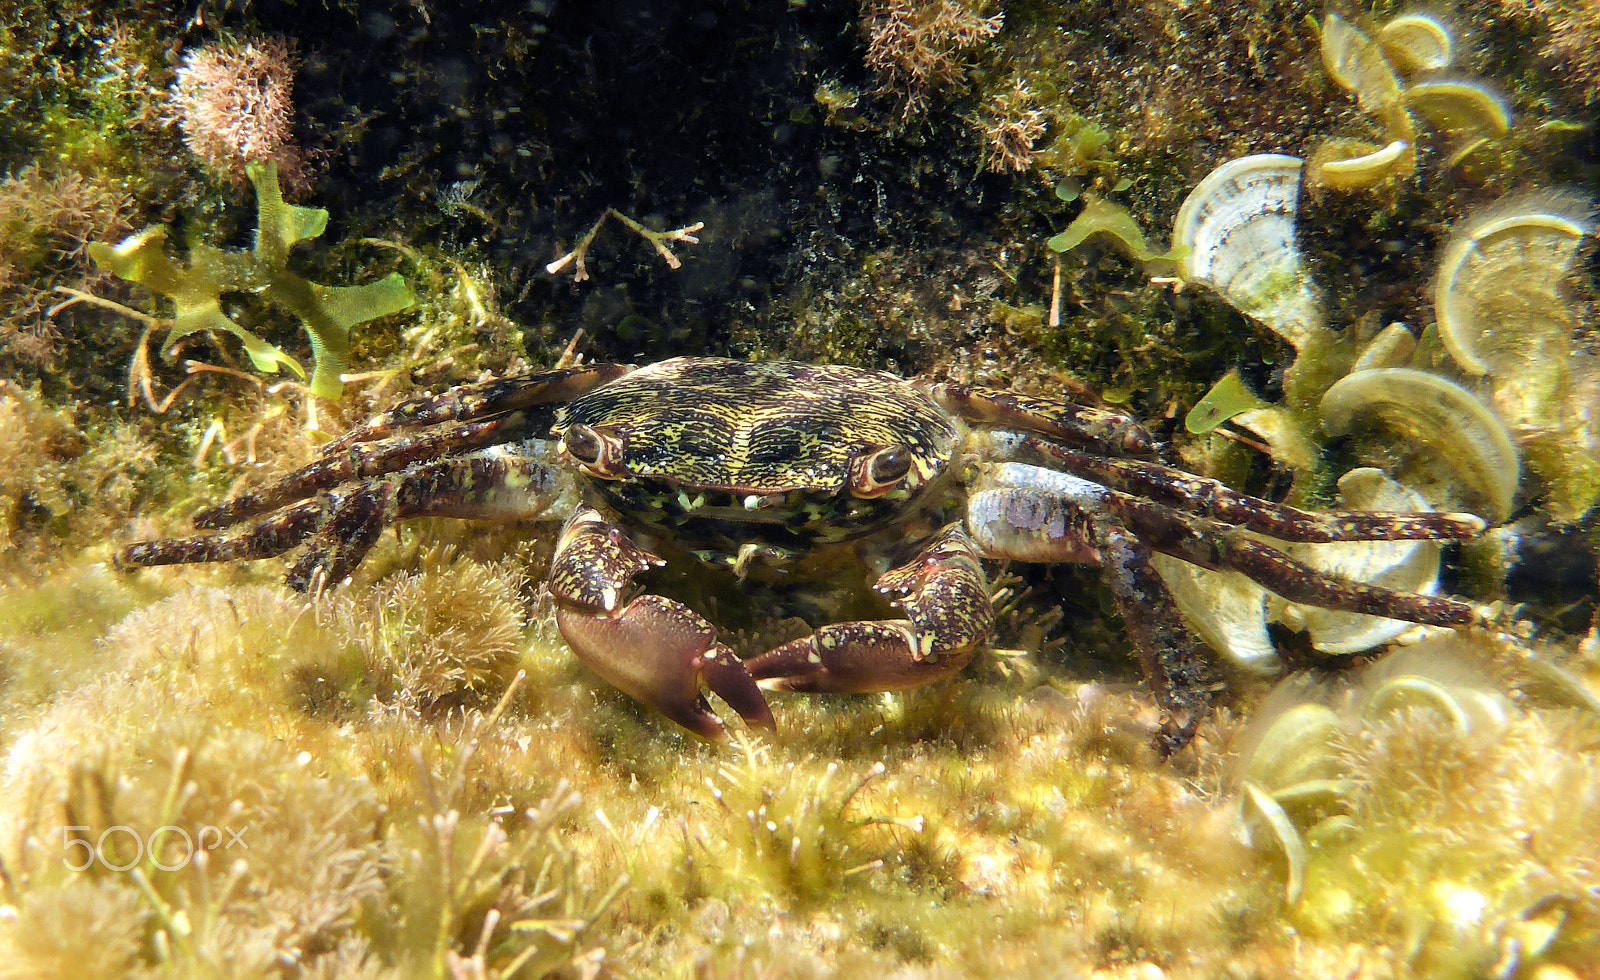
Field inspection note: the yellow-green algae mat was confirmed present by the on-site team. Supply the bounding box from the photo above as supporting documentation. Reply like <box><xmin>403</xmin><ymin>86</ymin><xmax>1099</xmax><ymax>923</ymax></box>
<box><xmin>1</xmin><ymin>547</ymin><xmax>1599</xmax><ymax>979</ymax></box>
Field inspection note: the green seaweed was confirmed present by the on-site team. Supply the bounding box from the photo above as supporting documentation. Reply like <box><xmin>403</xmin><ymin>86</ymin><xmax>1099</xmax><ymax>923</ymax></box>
<box><xmin>1046</xmin><ymin>197</ymin><xmax>1185</xmax><ymax>268</ymax></box>
<box><xmin>1185</xmin><ymin>369</ymin><xmax>1269</xmax><ymax>434</ymax></box>
<box><xmin>88</xmin><ymin>162</ymin><xmax>415</xmax><ymax>399</ymax></box>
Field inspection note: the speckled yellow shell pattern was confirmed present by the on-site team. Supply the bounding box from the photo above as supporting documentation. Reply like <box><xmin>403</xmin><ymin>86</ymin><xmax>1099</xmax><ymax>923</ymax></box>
<box><xmin>551</xmin><ymin>357</ymin><xmax>958</xmax><ymax>544</ymax></box>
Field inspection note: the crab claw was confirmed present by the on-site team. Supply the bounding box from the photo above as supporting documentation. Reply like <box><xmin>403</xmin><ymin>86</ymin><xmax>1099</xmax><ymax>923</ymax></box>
<box><xmin>548</xmin><ymin>508</ymin><xmax>774</xmax><ymax>739</ymax></box>
<box><xmin>745</xmin><ymin>524</ymin><xmax>993</xmax><ymax>695</ymax></box>
<box><xmin>556</xmin><ymin>595</ymin><xmax>774</xmax><ymax>739</ymax></box>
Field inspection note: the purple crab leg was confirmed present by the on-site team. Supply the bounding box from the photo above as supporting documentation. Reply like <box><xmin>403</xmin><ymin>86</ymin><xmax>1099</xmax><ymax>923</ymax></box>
<box><xmin>324</xmin><ymin>363</ymin><xmax>632</xmax><ymax>451</ymax></box>
<box><xmin>115</xmin><ymin>451</ymin><xmax>571</xmax><ymax>590</ymax></box>
<box><xmin>547</xmin><ymin>509</ymin><xmax>774</xmax><ymax>739</ymax></box>
<box><xmin>195</xmin><ymin>416</ymin><xmax>525</xmax><ymax>528</ymax></box>
<box><xmin>969</xmin><ymin>464</ymin><xmax>1477</xmax><ymax>628</ymax></box>
<box><xmin>744</xmin><ymin>524</ymin><xmax>993</xmax><ymax>694</ymax></box>
<box><xmin>927</xmin><ymin>381</ymin><xmax>1155</xmax><ymax>456</ymax></box>
<box><xmin>963</xmin><ymin>478</ymin><xmax>1218</xmax><ymax>753</ymax></box>
<box><xmin>1018</xmin><ymin>437</ymin><xmax>1487</xmax><ymax>543</ymax></box>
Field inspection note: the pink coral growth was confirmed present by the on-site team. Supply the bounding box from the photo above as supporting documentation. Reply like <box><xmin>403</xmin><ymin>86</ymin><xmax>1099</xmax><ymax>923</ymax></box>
<box><xmin>167</xmin><ymin>36</ymin><xmax>301</xmax><ymax>179</ymax></box>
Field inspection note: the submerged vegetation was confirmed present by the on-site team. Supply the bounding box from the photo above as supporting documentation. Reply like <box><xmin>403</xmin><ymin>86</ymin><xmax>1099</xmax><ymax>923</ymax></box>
<box><xmin>0</xmin><ymin>0</ymin><xmax>1597</xmax><ymax>977</ymax></box>
<box><xmin>88</xmin><ymin>162</ymin><xmax>416</xmax><ymax>400</ymax></box>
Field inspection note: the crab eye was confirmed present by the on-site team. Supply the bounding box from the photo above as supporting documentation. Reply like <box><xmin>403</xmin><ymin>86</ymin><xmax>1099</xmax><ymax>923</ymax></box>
<box><xmin>849</xmin><ymin>444</ymin><xmax>916</xmax><ymax>498</ymax></box>
<box><xmin>564</xmin><ymin>424</ymin><xmax>602</xmax><ymax>464</ymax></box>
<box><xmin>869</xmin><ymin>446</ymin><xmax>912</xmax><ymax>485</ymax></box>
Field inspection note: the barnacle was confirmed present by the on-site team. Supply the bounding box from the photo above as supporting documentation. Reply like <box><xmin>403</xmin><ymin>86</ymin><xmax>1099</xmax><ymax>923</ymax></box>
<box><xmin>88</xmin><ymin>162</ymin><xmax>415</xmax><ymax>400</ymax></box>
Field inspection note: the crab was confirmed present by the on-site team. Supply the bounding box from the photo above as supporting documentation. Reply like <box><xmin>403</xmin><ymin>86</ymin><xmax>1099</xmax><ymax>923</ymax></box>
<box><xmin>115</xmin><ymin>357</ymin><xmax>1487</xmax><ymax>751</ymax></box>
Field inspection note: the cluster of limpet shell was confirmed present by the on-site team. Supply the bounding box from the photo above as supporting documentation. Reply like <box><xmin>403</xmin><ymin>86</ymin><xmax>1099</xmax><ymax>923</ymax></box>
<box><xmin>1158</xmin><ymin>156</ymin><xmax>1474</xmax><ymax>666</ymax></box>
<box><xmin>1161</xmin><ymin>140</ymin><xmax>1597</xmax><ymax>664</ymax></box>
<box><xmin>1315</xmin><ymin>188</ymin><xmax>1599</xmax><ymax>522</ymax></box>
<box><xmin>1231</xmin><ymin>629</ymin><xmax>1600</xmax><ymax>936</ymax></box>
<box><xmin>1231</xmin><ymin>639</ymin><xmax>1515</xmax><ymax>904</ymax></box>
<box><xmin>1167</xmin><ymin>175</ymin><xmax>1598</xmax><ymax>658</ymax></box>
<box><xmin>1310</xmin><ymin>11</ymin><xmax>1512</xmax><ymax>191</ymax></box>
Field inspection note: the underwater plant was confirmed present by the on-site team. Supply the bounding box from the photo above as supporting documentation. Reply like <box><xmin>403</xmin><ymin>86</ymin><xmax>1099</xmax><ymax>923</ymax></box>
<box><xmin>861</xmin><ymin>0</ymin><xmax>1003</xmax><ymax>118</ymax></box>
<box><xmin>87</xmin><ymin>161</ymin><xmax>415</xmax><ymax>400</ymax></box>
<box><xmin>0</xmin><ymin>165</ymin><xmax>129</xmax><ymax>368</ymax></box>
<box><xmin>0</xmin><ymin>383</ymin><xmax>82</xmax><ymax>557</ymax></box>
<box><xmin>973</xmin><ymin>80</ymin><xmax>1047</xmax><ymax>173</ymax></box>
<box><xmin>687</xmin><ymin>733</ymin><xmax>916</xmax><ymax>904</ymax></box>
<box><xmin>4</xmin><ymin>0</ymin><xmax>1599</xmax><ymax>975</ymax></box>
<box><xmin>166</xmin><ymin>36</ymin><xmax>301</xmax><ymax>182</ymax></box>
<box><xmin>545</xmin><ymin>208</ymin><xmax>705</xmax><ymax>284</ymax></box>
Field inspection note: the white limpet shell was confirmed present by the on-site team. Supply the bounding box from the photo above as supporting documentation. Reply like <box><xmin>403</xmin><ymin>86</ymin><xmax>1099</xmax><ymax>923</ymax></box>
<box><xmin>1320</xmin><ymin>368</ymin><xmax>1520</xmax><ymax>522</ymax></box>
<box><xmin>1173</xmin><ymin>154</ymin><xmax>1323</xmax><ymax>350</ymax></box>
<box><xmin>1153</xmin><ymin>555</ymin><xmax>1276</xmax><ymax>672</ymax></box>
<box><xmin>1377</xmin><ymin>13</ymin><xmax>1455</xmax><ymax>76</ymax></box>
<box><xmin>1434</xmin><ymin>191</ymin><xmax>1595</xmax><ymax>376</ymax></box>
<box><xmin>1153</xmin><ymin>470</ymin><xmax>1444</xmax><ymax>670</ymax></box>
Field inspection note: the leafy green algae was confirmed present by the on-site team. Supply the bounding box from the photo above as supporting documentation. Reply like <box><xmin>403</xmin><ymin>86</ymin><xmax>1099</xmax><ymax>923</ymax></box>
<box><xmin>1045</xmin><ymin>196</ymin><xmax>1185</xmax><ymax>268</ymax></box>
<box><xmin>1185</xmin><ymin>369</ymin><xmax>1268</xmax><ymax>435</ymax></box>
<box><xmin>88</xmin><ymin>162</ymin><xmax>415</xmax><ymax>400</ymax></box>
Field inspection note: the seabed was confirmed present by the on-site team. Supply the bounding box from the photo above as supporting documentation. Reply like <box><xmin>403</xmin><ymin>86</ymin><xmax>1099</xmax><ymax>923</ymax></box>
<box><xmin>1</xmin><ymin>1</ymin><xmax>1598</xmax><ymax>977</ymax></box>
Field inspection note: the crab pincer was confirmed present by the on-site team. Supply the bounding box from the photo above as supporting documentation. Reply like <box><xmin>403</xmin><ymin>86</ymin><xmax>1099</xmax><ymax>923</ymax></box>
<box><xmin>547</xmin><ymin>509</ymin><xmax>775</xmax><ymax>739</ymax></box>
<box><xmin>745</xmin><ymin>524</ymin><xmax>992</xmax><ymax>694</ymax></box>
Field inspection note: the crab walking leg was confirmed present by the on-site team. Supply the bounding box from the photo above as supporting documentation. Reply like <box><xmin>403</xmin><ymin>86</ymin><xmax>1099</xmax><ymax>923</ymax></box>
<box><xmin>744</xmin><ymin>524</ymin><xmax>993</xmax><ymax>694</ymax></box>
<box><xmin>969</xmin><ymin>464</ymin><xmax>1477</xmax><ymax>626</ymax></box>
<box><xmin>927</xmin><ymin>382</ymin><xmax>1156</xmax><ymax>456</ymax></box>
<box><xmin>1016</xmin><ymin>437</ymin><xmax>1486</xmax><ymax>542</ymax></box>
<box><xmin>966</xmin><ymin>481</ymin><xmax>1219</xmax><ymax>753</ymax></box>
<box><xmin>1095</xmin><ymin>518</ymin><xmax>1219</xmax><ymax>753</ymax></box>
<box><xmin>196</xmin><ymin>416</ymin><xmax>528</xmax><ymax>528</ymax></box>
<box><xmin>115</xmin><ymin>450</ymin><xmax>571</xmax><ymax>589</ymax></box>
<box><xmin>117</xmin><ymin>495</ymin><xmax>327</xmax><ymax>567</ymax></box>
<box><xmin>548</xmin><ymin>509</ymin><xmax>774</xmax><ymax>740</ymax></box>
<box><xmin>324</xmin><ymin>363</ymin><xmax>633</xmax><ymax>451</ymax></box>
